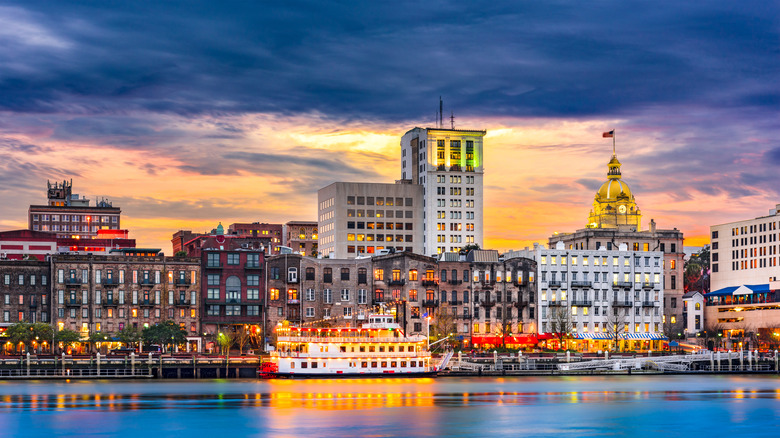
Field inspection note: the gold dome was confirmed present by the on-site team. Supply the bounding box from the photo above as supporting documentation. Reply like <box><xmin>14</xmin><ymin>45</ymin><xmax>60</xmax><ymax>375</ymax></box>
<box><xmin>587</xmin><ymin>155</ymin><xmax>642</xmax><ymax>230</ymax></box>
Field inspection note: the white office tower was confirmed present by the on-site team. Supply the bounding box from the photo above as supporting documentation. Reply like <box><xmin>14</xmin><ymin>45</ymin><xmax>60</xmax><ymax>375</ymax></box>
<box><xmin>400</xmin><ymin>127</ymin><xmax>485</xmax><ymax>256</ymax></box>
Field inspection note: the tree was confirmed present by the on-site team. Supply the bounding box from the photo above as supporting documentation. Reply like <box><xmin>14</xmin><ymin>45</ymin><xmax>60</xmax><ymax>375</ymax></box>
<box><xmin>142</xmin><ymin>320</ymin><xmax>187</xmax><ymax>353</ymax></box>
<box><xmin>429</xmin><ymin>304</ymin><xmax>456</xmax><ymax>351</ymax></box>
<box><xmin>460</xmin><ymin>244</ymin><xmax>480</xmax><ymax>254</ymax></box>
<box><xmin>234</xmin><ymin>326</ymin><xmax>252</xmax><ymax>355</ymax></box>
<box><xmin>549</xmin><ymin>307</ymin><xmax>573</xmax><ymax>350</ymax></box>
<box><xmin>116</xmin><ymin>326</ymin><xmax>142</xmax><ymax>348</ymax></box>
<box><xmin>662</xmin><ymin>316</ymin><xmax>685</xmax><ymax>344</ymax></box>
<box><xmin>174</xmin><ymin>250</ymin><xmax>187</xmax><ymax>257</ymax></box>
<box><xmin>217</xmin><ymin>331</ymin><xmax>234</xmax><ymax>356</ymax></box>
<box><xmin>684</xmin><ymin>245</ymin><xmax>710</xmax><ymax>293</ymax></box>
<box><xmin>7</xmin><ymin>323</ymin><xmax>34</xmax><ymax>353</ymax></box>
<box><xmin>605</xmin><ymin>308</ymin><xmax>627</xmax><ymax>352</ymax></box>
<box><xmin>55</xmin><ymin>329</ymin><xmax>82</xmax><ymax>353</ymax></box>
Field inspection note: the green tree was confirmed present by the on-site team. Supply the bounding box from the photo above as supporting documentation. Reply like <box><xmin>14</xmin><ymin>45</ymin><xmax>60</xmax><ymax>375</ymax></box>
<box><xmin>31</xmin><ymin>323</ymin><xmax>53</xmax><ymax>353</ymax></box>
<box><xmin>55</xmin><ymin>329</ymin><xmax>82</xmax><ymax>353</ymax></box>
<box><xmin>116</xmin><ymin>326</ymin><xmax>142</xmax><ymax>348</ymax></box>
<box><xmin>88</xmin><ymin>331</ymin><xmax>113</xmax><ymax>353</ymax></box>
<box><xmin>217</xmin><ymin>331</ymin><xmax>234</xmax><ymax>356</ymax></box>
<box><xmin>142</xmin><ymin>320</ymin><xmax>187</xmax><ymax>353</ymax></box>
<box><xmin>6</xmin><ymin>323</ymin><xmax>34</xmax><ymax>353</ymax></box>
<box><xmin>684</xmin><ymin>245</ymin><xmax>711</xmax><ymax>293</ymax></box>
<box><xmin>174</xmin><ymin>250</ymin><xmax>188</xmax><ymax>257</ymax></box>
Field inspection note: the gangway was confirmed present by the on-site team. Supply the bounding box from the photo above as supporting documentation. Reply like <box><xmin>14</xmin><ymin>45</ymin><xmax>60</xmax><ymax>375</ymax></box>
<box><xmin>558</xmin><ymin>351</ymin><xmax>743</xmax><ymax>372</ymax></box>
<box><xmin>436</xmin><ymin>350</ymin><xmax>454</xmax><ymax>371</ymax></box>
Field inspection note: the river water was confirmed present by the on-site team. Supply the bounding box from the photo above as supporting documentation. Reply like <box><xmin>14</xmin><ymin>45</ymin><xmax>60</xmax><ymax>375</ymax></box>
<box><xmin>1</xmin><ymin>375</ymin><xmax>779</xmax><ymax>437</ymax></box>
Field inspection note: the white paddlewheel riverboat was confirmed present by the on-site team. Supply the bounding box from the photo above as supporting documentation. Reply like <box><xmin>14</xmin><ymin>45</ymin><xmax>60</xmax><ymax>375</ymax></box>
<box><xmin>261</xmin><ymin>315</ymin><xmax>446</xmax><ymax>378</ymax></box>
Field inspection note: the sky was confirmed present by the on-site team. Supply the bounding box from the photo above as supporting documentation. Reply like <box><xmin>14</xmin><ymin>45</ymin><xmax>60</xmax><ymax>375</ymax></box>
<box><xmin>1</xmin><ymin>1</ymin><xmax>779</xmax><ymax>253</ymax></box>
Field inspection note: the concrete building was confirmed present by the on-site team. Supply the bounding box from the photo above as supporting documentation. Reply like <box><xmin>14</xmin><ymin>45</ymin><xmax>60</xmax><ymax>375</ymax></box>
<box><xmin>517</xmin><ymin>242</ymin><xmax>666</xmax><ymax>352</ymax></box>
<box><xmin>705</xmin><ymin>205</ymin><xmax>780</xmax><ymax>347</ymax></box>
<box><xmin>284</xmin><ymin>221</ymin><xmax>318</xmax><ymax>256</ymax></box>
<box><xmin>549</xmin><ymin>153</ymin><xmax>685</xmax><ymax>334</ymax></box>
<box><xmin>317</xmin><ymin>182</ymin><xmax>423</xmax><ymax>259</ymax></box>
<box><xmin>401</xmin><ymin>127</ymin><xmax>486</xmax><ymax>256</ymax></box>
<box><xmin>51</xmin><ymin>253</ymin><xmax>202</xmax><ymax>351</ymax></box>
<box><xmin>682</xmin><ymin>290</ymin><xmax>704</xmax><ymax>337</ymax></box>
<box><xmin>29</xmin><ymin>180</ymin><xmax>122</xmax><ymax>239</ymax></box>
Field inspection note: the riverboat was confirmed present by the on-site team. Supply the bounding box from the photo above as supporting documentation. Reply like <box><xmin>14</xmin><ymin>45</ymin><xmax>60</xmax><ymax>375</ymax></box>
<box><xmin>260</xmin><ymin>314</ymin><xmax>450</xmax><ymax>378</ymax></box>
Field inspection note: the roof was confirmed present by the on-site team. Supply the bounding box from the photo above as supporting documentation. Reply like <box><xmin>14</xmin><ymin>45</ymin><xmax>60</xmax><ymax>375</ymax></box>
<box><xmin>707</xmin><ymin>284</ymin><xmax>770</xmax><ymax>297</ymax></box>
<box><xmin>466</xmin><ymin>249</ymin><xmax>499</xmax><ymax>263</ymax></box>
<box><xmin>682</xmin><ymin>290</ymin><xmax>704</xmax><ymax>299</ymax></box>
<box><xmin>438</xmin><ymin>252</ymin><xmax>461</xmax><ymax>262</ymax></box>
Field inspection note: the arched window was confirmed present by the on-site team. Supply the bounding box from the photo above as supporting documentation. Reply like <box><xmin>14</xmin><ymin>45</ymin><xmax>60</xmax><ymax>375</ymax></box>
<box><xmin>226</xmin><ymin>276</ymin><xmax>241</xmax><ymax>302</ymax></box>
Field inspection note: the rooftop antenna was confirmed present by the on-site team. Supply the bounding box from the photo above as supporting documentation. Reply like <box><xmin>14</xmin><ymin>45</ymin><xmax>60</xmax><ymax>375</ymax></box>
<box><xmin>439</xmin><ymin>96</ymin><xmax>443</xmax><ymax>128</ymax></box>
<box><xmin>450</xmin><ymin>111</ymin><xmax>455</xmax><ymax>129</ymax></box>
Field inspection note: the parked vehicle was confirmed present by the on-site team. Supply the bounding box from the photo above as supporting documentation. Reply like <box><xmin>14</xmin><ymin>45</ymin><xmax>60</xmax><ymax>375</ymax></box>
<box><xmin>108</xmin><ymin>347</ymin><xmax>137</xmax><ymax>356</ymax></box>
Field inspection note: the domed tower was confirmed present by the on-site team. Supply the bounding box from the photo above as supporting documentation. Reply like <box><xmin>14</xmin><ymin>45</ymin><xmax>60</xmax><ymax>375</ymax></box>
<box><xmin>586</xmin><ymin>154</ymin><xmax>642</xmax><ymax>230</ymax></box>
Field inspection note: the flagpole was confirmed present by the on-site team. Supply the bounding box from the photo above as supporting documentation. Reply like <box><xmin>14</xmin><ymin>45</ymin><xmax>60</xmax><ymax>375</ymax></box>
<box><xmin>613</xmin><ymin>129</ymin><xmax>616</xmax><ymax>155</ymax></box>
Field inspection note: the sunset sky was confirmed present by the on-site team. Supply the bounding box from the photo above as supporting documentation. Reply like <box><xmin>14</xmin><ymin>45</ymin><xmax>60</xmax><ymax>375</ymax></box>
<box><xmin>1</xmin><ymin>2</ymin><xmax>778</xmax><ymax>253</ymax></box>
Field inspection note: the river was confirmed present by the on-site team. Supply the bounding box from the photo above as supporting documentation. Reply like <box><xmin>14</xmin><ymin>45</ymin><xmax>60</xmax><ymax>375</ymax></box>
<box><xmin>0</xmin><ymin>375</ymin><xmax>779</xmax><ymax>437</ymax></box>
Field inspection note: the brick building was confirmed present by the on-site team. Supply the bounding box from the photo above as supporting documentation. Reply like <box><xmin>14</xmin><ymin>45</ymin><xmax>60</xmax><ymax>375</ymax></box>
<box><xmin>284</xmin><ymin>220</ymin><xmax>318</xmax><ymax>256</ymax></box>
<box><xmin>0</xmin><ymin>260</ymin><xmax>51</xmax><ymax>352</ymax></box>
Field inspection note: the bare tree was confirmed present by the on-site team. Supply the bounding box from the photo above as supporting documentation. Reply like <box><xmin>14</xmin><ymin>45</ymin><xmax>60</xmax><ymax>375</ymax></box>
<box><xmin>430</xmin><ymin>303</ymin><xmax>456</xmax><ymax>351</ymax></box>
<box><xmin>549</xmin><ymin>307</ymin><xmax>573</xmax><ymax>351</ymax></box>
<box><xmin>234</xmin><ymin>326</ymin><xmax>252</xmax><ymax>355</ymax></box>
<box><xmin>605</xmin><ymin>308</ymin><xmax>627</xmax><ymax>352</ymax></box>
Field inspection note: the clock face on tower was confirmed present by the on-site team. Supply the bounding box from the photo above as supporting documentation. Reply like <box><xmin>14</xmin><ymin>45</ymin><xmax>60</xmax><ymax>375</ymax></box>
<box><xmin>618</xmin><ymin>205</ymin><xmax>627</xmax><ymax>214</ymax></box>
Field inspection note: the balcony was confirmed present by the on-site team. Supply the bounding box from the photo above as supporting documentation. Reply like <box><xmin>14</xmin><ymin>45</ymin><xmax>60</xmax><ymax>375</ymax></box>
<box><xmin>101</xmin><ymin>278</ymin><xmax>119</xmax><ymax>287</ymax></box>
<box><xmin>450</xmin><ymin>164</ymin><xmax>462</xmax><ymax>171</ymax></box>
<box><xmin>244</xmin><ymin>264</ymin><xmax>262</xmax><ymax>270</ymax></box>
<box><xmin>448</xmin><ymin>300</ymin><xmax>463</xmax><ymax>306</ymax></box>
<box><xmin>642</xmin><ymin>282</ymin><xmax>656</xmax><ymax>289</ymax></box>
<box><xmin>612</xmin><ymin>282</ymin><xmax>633</xmax><ymax>289</ymax></box>
<box><xmin>175</xmin><ymin>299</ymin><xmax>191</xmax><ymax>307</ymax></box>
<box><xmin>514</xmin><ymin>279</ymin><xmax>529</xmax><ymax>287</ymax></box>
<box><xmin>513</xmin><ymin>300</ymin><xmax>529</xmax><ymax>309</ymax></box>
<box><xmin>548</xmin><ymin>281</ymin><xmax>562</xmax><ymax>288</ymax></box>
<box><xmin>139</xmin><ymin>300</ymin><xmax>155</xmax><ymax>307</ymax></box>
<box><xmin>175</xmin><ymin>279</ymin><xmax>189</xmax><ymax>286</ymax></box>
<box><xmin>612</xmin><ymin>300</ymin><xmax>633</xmax><ymax>307</ymax></box>
<box><xmin>205</xmin><ymin>263</ymin><xmax>223</xmax><ymax>269</ymax></box>
<box><xmin>460</xmin><ymin>314</ymin><xmax>473</xmax><ymax>320</ymax></box>
<box><xmin>226</xmin><ymin>298</ymin><xmax>243</xmax><ymax>304</ymax></box>
<box><xmin>101</xmin><ymin>299</ymin><xmax>119</xmax><ymax>307</ymax></box>
<box><xmin>421</xmin><ymin>280</ymin><xmax>438</xmax><ymax>287</ymax></box>
<box><xmin>422</xmin><ymin>299</ymin><xmax>439</xmax><ymax>308</ymax></box>
<box><xmin>28</xmin><ymin>301</ymin><xmax>37</xmax><ymax>309</ymax></box>
<box><xmin>137</xmin><ymin>278</ymin><xmax>153</xmax><ymax>285</ymax></box>
<box><xmin>287</xmin><ymin>299</ymin><xmax>300</xmax><ymax>305</ymax></box>
<box><xmin>448</xmin><ymin>279</ymin><xmax>462</xmax><ymax>285</ymax></box>
<box><xmin>65</xmin><ymin>299</ymin><xmax>81</xmax><ymax>307</ymax></box>
<box><xmin>570</xmin><ymin>300</ymin><xmax>593</xmax><ymax>307</ymax></box>
<box><xmin>65</xmin><ymin>278</ymin><xmax>82</xmax><ymax>287</ymax></box>
<box><xmin>547</xmin><ymin>300</ymin><xmax>566</xmax><ymax>307</ymax></box>
<box><xmin>388</xmin><ymin>279</ymin><xmax>406</xmax><ymax>286</ymax></box>
<box><xmin>287</xmin><ymin>278</ymin><xmax>299</xmax><ymax>284</ymax></box>
<box><xmin>642</xmin><ymin>301</ymin><xmax>660</xmax><ymax>307</ymax></box>
<box><xmin>570</xmin><ymin>281</ymin><xmax>592</xmax><ymax>288</ymax></box>
<box><xmin>437</xmin><ymin>164</ymin><xmax>446</xmax><ymax>171</ymax></box>
<box><xmin>479</xmin><ymin>299</ymin><xmax>496</xmax><ymax>308</ymax></box>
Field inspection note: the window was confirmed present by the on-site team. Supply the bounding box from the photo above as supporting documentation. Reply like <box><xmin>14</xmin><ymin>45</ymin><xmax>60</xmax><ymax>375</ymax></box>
<box><xmin>207</xmin><ymin>288</ymin><xmax>219</xmax><ymax>300</ymax></box>
<box><xmin>207</xmin><ymin>274</ymin><xmax>220</xmax><ymax>286</ymax></box>
<box><xmin>207</xmin><ymin>253</ymin><xmax>220</xmax><ymax>267</ymax></box>
<box><xmin>227</xmin><ymin>253</ymin><xmax>240</xmax><ymax>265</ymax></box>
<box><xmin>358</xmin><ymin>289</ymin><xmax>367</xmax><ymax>304</ymax></box>
<box><xmin>305</xmin><ymin>267</ymin><xmax>315</xmax><ymax>281</ymax></box>
<box><xmin>358</xmin><ymin>268</ymin><xmax>367</xmax><ymax>284</ymax></box>
<box><xmin>341</xmin><ymin>289</ymin><xmax>350</xmax><ymax>301</ymax></box>
<box><xmin>306</xmin><ymin>307</ymin><xmax>315</xmax><ymax>318</ymax></box>
<box><xmin>270</xmin><ymin>288</ymin><xmax>280</xmax><ymax>300</ymax></box>
<box><xmin>341</xmin><ymin>268</ymin><xmax>350</xmax><ymax>281</ymax></box>
<box><xmin>247</xmin><ymin>253</ymin><xmax>260</xmax><ymax>268</ymax></box>
<box><xmin>247</xmin><ymin>289</ymin><xmax>259</xmax><ymax>300</ymax></box>
<box><xmin>324</xmin><ymin>289</ymin><xmax>332</xmax><ymax>304</ymax></box>
<box><xmin>323</xmin><ymin>268</ymin><xmax>332</xmax><ymax>283</ymax></box>
<box><xmin>247</xmin><ymin>275</ymin><xmax>260</xmax><ymax>286</ymax></box>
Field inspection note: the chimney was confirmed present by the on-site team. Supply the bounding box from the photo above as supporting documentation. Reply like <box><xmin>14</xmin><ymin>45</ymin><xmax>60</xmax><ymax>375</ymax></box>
<box><xmin>649</xmin><ymin>219</ymin><xmax>656</xmax><ymax>233</ymax></box>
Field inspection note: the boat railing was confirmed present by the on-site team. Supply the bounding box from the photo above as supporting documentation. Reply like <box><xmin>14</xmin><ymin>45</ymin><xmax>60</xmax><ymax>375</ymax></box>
<box><xmin>274</xmin><ymin>351</ymin><xmax>431</xmax><ymax>358</ymax></box>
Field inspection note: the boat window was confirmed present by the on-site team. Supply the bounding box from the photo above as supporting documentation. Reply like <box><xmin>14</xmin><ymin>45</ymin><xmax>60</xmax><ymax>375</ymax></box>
<box><xmin>340</xmin><ymin>346</ymin><xmax>346</xmax><ymax>353</ymax></box>
<box><xmin>311</xmin><ymin>362</ymin><xmax>318</xmax><ymax>368</ymax></box>
<box><xmin>301</xmin><ymin>362</ymin><xmax>308</xmax><ymax>369</ymax></box>
<box><xmin>369</xmin><ymin>346</ymin><xmax>375</xmax><ymax>352</ymax></box>
<box><xmin>381</xmin><ymin>361</ymin><xmax>388</xmax><ymax>368</ymax></box>
<box><xmin>401</xmin><ymin>361</ymin><xmax>407</xmax><ymax>368</ymax></box>
<box><xmin>360</xmin><ymin>346</ymin><xmax>366</xmax><ymax>352</ymax></box>
<box><xmin>389</xmin><ymin>346</ymin><xmax>395</xmax><ymax>352</ymax></box>
<box><xmin>399</xmin><ymin>345</ymin><xmax>405</xmax><ymax>352</ymax></box>
<box><xmin>391</xmin><ymin>361</ymin><xmax>397</xmax><ymax>368</ymax></box>
<box><xmin>371</xmin><ymin>362</ymin><xmax>377</xmax><ymax>368</ymax></box>
<box><xmin>291</xmin><ymin>361</ymin><xmax>295</xmax><ymax>369</ymax></box>
<box><xmin>379</xmin><ymin>346</ymin><xmax>385</xmax><ymax>352</ymax></box>
<box><xmin>362</xmin><ymin>362</ymin><xmax>368</xmax><ymax>368</ymax></box>
<box><xmin>411</xmin><ymin>361</ymin><xmax>416</xmax><ymax>367</ymax></box>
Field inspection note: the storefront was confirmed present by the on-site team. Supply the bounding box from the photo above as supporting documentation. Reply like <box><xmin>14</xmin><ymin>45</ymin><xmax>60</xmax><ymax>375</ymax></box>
<box><xmin>471</xmin><ymin>334</ymin><xmax>539</xmax><ymax>349</ymax></box>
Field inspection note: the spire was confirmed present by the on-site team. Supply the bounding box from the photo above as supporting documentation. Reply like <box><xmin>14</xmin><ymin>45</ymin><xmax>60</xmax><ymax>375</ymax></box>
<box><xmin>607</xmin><ymin>155</ymin><xmax>622</xmax><ymax>179</ymax></box>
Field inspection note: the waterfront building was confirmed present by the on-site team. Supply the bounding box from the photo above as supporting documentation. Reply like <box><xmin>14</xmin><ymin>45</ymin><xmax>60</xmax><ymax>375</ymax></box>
<box><xmin>400</xmin><ymin>127</ymin><xmax>485</xmax><ymax>256</ymax></box>
<box><xmin>284</xmin><ymin>221</ymin><xmax>318</xmax><ymax>256</ymax></box>
<box><xmin>682</xmin><ymin>290</ymin><xmax>704</xmax><ymax>337</ymax></box>
<box><xmin>548</xmin><ymin>153</ymin><xmax>685</xmax><ymax>335</ymax></box>
<box><xmin>266</xmin><ymin>253</ymin><xmax>303</xmax><ymax>329</ymax></box>
<box><xmin>174</xmin><ymin>222</ymin><xmax>283</xmax><ymax>255</ymax></box>
<box><xmin>0</xmin><ymin>229</ymin><xmax>135</xmax><ymax>260</ymax></box>
<box><xmin>51</xmin><ymin>253</ymin><xmax>202</xmax><ymax>351</ymax></box>
<box><xmin>0</xmin><ymin>260</ymin><xmax>51</xmax><ymax>351</ymax></box>
<box><xmin>29</xmin><ymin>180</ymin><xmax>122</xmax><ymax>239</ymax></box>
<box><xmin>317</xmin><ymin>182</ymin><xmax>423</xmax><ymax>259</ymax></box>
<box><xmin>517</xmin><ymin>241</ymin><xmax>666</xmax><ymax>352</ymax></box>
<box><xmin>706</xmin><ymin>205</ymin><xmax>780</xmax><ymax>347</ymax></box>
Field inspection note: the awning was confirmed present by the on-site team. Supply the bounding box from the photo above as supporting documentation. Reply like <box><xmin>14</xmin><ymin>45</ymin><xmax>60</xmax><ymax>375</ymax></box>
<box><xmin>707</xmin><ymin>284</ymin><xmax>770</xmax><ymax>297</ymax></box>
<box><xmin>622</xmin><ymin>333</ymin><xmax>668</xmax><ymax>340</ymax></box>
<box><xmin>471</xmin><ymin>335</ymin><xmax>539</xmax><ymax>345</ymax></box>
<box><xmin>572</xmin><ymin>333</ymin><xmax>612</xmax><ymax>340</ymax></box>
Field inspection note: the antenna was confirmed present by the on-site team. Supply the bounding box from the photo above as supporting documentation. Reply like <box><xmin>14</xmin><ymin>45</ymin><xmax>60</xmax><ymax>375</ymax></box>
<box><xmin>450</xmin><ymin>111</ymin><xmax>455</xmax><ymax>129</ymax></box>
<box><xmin>439</xmin><ymin>97</ymin><xmax>443</xmax><ymax>128</ymax></box>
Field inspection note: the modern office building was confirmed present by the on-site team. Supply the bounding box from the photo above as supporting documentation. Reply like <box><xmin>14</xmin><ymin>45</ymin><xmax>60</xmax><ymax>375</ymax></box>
<box><xmin>549</xmin><ymin>153</ymin><xmax>685</xmax><ymax>332</ymax></box>
<box><xmin>400</xmin><ymin>127</ymin><xmax>486</xmax><ymax>256</ymax></box>
<box><xmin>29</xmin><ymin>180</ymin><xmax>122</xmax><ymax>239</ymax></box>
<box><xmin>317</xmin><ymin>182</ymin><xmax>423</xmax><ymax>259</ymax></box>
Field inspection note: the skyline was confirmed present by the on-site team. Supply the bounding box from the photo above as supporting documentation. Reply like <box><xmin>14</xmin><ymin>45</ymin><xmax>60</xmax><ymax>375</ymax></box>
<box><xmin>1</xmin><ymin>2</ymin><xmax>779</xmax><ymax>253</ymax></box>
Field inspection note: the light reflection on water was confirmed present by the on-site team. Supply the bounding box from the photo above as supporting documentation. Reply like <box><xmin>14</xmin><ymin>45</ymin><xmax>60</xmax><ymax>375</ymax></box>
<box><xmin>0</xmin><ymin>376</ymin><xmax>779</xmax><ymax>437</ymax></box>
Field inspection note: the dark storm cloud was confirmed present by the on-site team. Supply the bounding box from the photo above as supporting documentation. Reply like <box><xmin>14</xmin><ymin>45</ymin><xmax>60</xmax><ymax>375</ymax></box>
<box><xmin>0</xmin><ymin>1</ymin><xmax>777</xmax><ymax>121</ymax></box>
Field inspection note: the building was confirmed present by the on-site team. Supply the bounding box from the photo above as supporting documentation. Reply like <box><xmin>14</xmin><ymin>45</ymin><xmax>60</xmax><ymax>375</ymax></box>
<box><xmin>266</xmin><ymin>253</ymin><xmax>304</xmax><ymax>329</ymax></box>
<box><xmin>0</xmin><ymin>260</ymin><xmax>52</xmax><ymax>350</ymax></box>
<box><xmin>284</xmin><ymin>221</ymin><xmax>318</xmax><ymax>256</ymax></box>
<box><xmin>682</xmin><ymin>290</ymin><xmax>704</xmax><ymax>337</ymax></box>
<box><xmin>705</xmin><ymin>205</ymin><xmax>780</xmax><ymax>347</ymax></box>
<box><xmin>317</xmin><ymin>182</ymin><xmax>424</xmax><ymax>259</ymax></box>
<box><xmin>549</xmin><ymin>153</ymin><xmax>685</xmax><ymax>334</ymax></box>
<box><xmin>51</xmin><ymin>253</ymin><xmax>202</xmax><ymax>351</ymax></box>
<box><xmin>400</xmin><ymin>127</ymin><xmax>486</xmax><ymax>256</ymax></box>
<box><xmin>186</xmin><ymin>231</ymin><xmax>265</xmax><ymax>340</ymax></box>
<box><xmin>29</xmin><ymin>180</ymin><xmax>122</xmax><ymax>239</ymax></box>
<box><xmin>297</xmin><ymin>257</ymin><xmax>374</xmax><ymax>326</ymax></box>
<box><xmin>518</xmin><ymin>242</ymin><xmax>666</xmax><ymax>352</ymax></box>
<box><xmin>173</xmin><ymin>222</ymin><xmax>283</xmax><ymax>255</ymax></box>
<box><xmin>0</xmin><ymin>230</ymin><xmax>58</xmax><ymax>261</ymax></box>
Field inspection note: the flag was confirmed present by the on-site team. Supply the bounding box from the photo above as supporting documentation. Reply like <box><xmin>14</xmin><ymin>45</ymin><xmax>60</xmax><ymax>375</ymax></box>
<box><xmin>603</xmin><ymin>130</ymin><xmax>614</xmax><ymax>138</ymax></box>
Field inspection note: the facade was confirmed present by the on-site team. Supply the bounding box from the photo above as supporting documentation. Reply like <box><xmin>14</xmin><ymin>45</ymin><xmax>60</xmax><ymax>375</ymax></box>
<box><xmin>549</xmin><ymin>153</ymin><xmax>685</xmax><ymax>331</ymax></box>
<box><xmin>197</xmin><ymin>237</ymin><xmax>265</xmax><ymax>335</ymax></box>
<box><xmin>682</xmin><ymin>290</ymin><xmax>704</xmax><ymax>337</ymax></box>
<box><xmin>400</xmin><ymin>127</ymin><xmax>486</xmax><ymax>256</ymax></box>
<box><xmin>174</xmin><ymin>222</ymin><xmax>283</xmax><ymax>255</ymax></box>
<box><xmin>519</xmin><ymin>242</ymin><xmax>666</xmax><ymax>351</ymax></box>
<box><xmin>266</xmin><ymin>254</ymin><xmax>304</xmax><ymax>329</ymax></box>
<box><xmin>0</xmin><ymin>261</ymin><xmax>51</xmax><ymax>337</ymax></box>
<box><xmin>284</xmin><ymin>221</ymin><xmax>318</xmax><ymax>256</ymax></box>
<box><xmin>0</xmin><ymin>230</ymin><xmax>58</xmax><ymax>261</ymax></box>
<box><xmin>51</xmin><ymin>253</ymin><xmax>202</xmax><ymax>351</ymax></box>
<box><xmin>709</xmin><ymin>204</ymin><xmax>780</xmax><ymax>291</ymax></box>
<box><xmin>704</xmin><ymin>283</ymin><xmax>780</xmax><ymax>349</ymax></box>
<box><xmin>317</xmin><ymin>182</ymin><xmax>424</xmax><ymax>259</ymax></box>
<box><xmin>29</xmin><ymin>180</ymin><xmax>122</xmax><ymax>239</ymax></box>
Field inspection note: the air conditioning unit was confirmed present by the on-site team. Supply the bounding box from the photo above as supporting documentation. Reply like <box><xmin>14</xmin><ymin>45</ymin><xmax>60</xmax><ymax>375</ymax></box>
<box><xmin>241</xmin><ymin>243</ymin><xmax>249</xmax><ymax>249</ymax></box>
<box><xmin>0</xmin><ymin>252</ymin><xmax>6</xmax><ymax>259</ymax></box>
